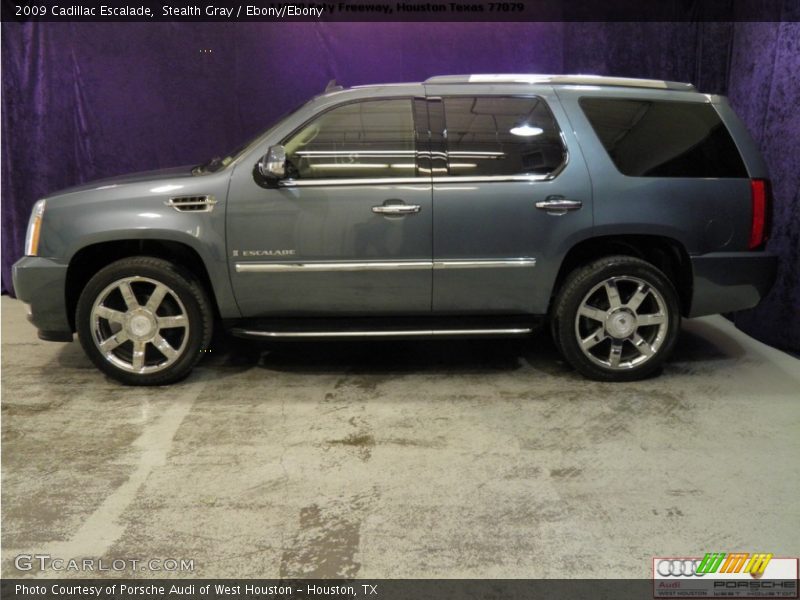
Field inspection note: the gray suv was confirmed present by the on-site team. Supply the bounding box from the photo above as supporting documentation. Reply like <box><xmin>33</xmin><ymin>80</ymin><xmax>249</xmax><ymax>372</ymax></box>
<box><xmin>12</xmin><ymin>74</ymin><xmax>777</xmax><ymax>385</ymax></box>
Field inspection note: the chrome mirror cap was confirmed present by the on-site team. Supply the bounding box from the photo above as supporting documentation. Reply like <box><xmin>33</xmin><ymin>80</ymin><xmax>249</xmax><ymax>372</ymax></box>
<box><xmin>258</xmin><ymin>145</ymin><xmax>286</xmax><ymax>180</ymax></box>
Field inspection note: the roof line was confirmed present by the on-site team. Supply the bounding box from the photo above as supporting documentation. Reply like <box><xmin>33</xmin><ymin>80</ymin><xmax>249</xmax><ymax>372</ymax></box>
<box><xmin>424</xmin><ymin>74</ymin><xmax>697</xmax><ymax>92</ymax></box>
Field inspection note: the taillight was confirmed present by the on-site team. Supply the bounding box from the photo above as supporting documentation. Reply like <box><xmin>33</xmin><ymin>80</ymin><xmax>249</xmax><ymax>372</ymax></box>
<box><xmin>748</xmin><ymin>179</ymin><xmax>770</xmax><ymax>250</ymax></box>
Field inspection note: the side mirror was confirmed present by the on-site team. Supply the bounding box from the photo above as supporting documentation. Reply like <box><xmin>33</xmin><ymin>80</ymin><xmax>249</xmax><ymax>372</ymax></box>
<box><xmin>258</xmin><ymin>145</ymin><xmax>287</xmax><ymax>181</ymax></box>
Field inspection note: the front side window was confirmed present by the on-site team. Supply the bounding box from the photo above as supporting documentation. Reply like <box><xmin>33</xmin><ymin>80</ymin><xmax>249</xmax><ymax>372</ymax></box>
<box><xmin>283</xmin><ymin>99</ymin><xmax>416</xmax><ymax>180</ymax></box>
<box><xmin>579</xmin><ymin>97</ymin><xmax>748</xmax><ymax>178</ymax></box>
<box><xmin>441</xmin><ymin>96</ymin><xmax>566</xmax><ymax>177</ymax></box>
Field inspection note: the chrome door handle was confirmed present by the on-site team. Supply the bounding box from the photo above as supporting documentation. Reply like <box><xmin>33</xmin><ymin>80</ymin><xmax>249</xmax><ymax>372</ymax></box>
<box><xmin>535</xmin><ymin>198</ymin><xmax>583</xmax><ymax>213</ymax></box>
<box><xmin>372</xmin><ymin>204</ymin><xmax>421</xmax><ymax>215</ymax></box>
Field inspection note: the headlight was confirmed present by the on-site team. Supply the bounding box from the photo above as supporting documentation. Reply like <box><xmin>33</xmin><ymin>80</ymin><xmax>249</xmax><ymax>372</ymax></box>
<box><xmin>24</xmin><ymin>200</ymin><xmax>46</xmax><ymax>256</ymax></box>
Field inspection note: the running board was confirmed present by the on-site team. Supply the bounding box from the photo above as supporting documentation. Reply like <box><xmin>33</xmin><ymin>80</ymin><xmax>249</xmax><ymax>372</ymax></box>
<box><xmin>230</xmin><ymin>327</ymin><xmax>533</xmax><ymax>340</ymax></box>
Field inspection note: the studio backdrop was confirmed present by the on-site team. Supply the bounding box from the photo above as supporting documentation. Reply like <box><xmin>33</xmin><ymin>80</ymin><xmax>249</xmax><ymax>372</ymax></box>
<box><xmin>2</xmin><ymin>19</ymin><xmax>798</xmax><ymax>350</ymax></box>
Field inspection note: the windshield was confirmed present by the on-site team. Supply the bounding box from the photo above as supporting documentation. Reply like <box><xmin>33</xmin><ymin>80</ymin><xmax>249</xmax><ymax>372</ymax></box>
<box><xmin>193</xmin><ymin>99</ymin><xmax>313</xmax><ymax>175</ymax></box>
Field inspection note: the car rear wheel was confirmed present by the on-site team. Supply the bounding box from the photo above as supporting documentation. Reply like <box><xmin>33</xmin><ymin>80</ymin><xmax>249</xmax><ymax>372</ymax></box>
<box><xmin>553</xmin><ymin>256</ymin><xmax>680</xmax><ymax>381</ymax></box>
<box><xmin>76</xmin><ymin>257</ymin><xmax>213</xmax><ymax>385</ymax></box>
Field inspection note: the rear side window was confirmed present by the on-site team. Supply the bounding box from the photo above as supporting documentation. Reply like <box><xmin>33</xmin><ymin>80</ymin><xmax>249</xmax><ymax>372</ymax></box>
<box><xmin>442</xmin><ymin>96</ymin><xmax>566</xmax><ymax>177</ymax></box>
<box><xmin>580</xmin><ymin>98</ymin><xmax>747</xmax><ymax>178</ymax></box>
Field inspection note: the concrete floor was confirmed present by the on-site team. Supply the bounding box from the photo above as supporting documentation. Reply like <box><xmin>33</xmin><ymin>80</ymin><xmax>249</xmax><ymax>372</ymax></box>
<box><xmin>1</xmin><ymin>295</ymin><xmax>798</xmax><ymax>579</ymax></box>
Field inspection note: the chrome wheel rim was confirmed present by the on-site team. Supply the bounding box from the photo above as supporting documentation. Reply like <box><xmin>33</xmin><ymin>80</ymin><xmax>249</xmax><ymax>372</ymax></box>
<box><xmin>574</xmin><ymin>276</ymin><xmax>669</xmax><ymax>370</ymax></box>
<box><xmin>90</xmin><ymin>276</ymin><xmax>190</xmax><ymax>374</ymax></box>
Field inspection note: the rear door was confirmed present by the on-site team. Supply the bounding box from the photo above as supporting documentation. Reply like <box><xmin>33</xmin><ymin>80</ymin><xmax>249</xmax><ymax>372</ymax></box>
<box><xmin>425</xmin><ymin>86</ymin><xmax>593</xmax><ymax>314</ymax></box>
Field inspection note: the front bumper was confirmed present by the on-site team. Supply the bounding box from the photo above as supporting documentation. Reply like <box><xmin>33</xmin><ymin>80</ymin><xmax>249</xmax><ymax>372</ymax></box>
<box><xmin>12</xmin><ymin>256</ymin><xmax>73</xmax><ymax>341</ymax></box>
<box><xmin>689</xmin><ymin>251</ymin><xmax>777</xmax><ymax>318</ymax></box>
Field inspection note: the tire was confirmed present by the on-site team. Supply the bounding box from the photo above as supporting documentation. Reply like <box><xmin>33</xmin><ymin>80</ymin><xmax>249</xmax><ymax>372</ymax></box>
<box><xmin>553</xmin><ymin>255</ymin><xmax>680</xmax><ymax>381</ymax></box>
<box><xmin>76</xmin><ymin>257</ymin><xmax>213</xmax><ymax>385</ymax></box>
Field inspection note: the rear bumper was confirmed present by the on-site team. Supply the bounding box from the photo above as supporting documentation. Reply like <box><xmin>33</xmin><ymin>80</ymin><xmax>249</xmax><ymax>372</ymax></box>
<box><xmin>689</xmin><ymin>251</ymin><xmax>777</xmax><ymax>318</ymax></box>
<box><xmin>12</xmin><ymin>256</ymin><xmax>73</xmax><ymax>341</ymax></box>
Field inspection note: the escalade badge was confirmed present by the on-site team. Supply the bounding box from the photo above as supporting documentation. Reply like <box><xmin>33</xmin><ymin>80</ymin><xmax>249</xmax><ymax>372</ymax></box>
<box><xmin>233</xmin><ymin>249</ymin><xmax>296</xmax><ymax>257</ymax></box>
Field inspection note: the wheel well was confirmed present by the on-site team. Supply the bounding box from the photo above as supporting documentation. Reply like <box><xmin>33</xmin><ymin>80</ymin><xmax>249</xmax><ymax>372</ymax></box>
<box><xmin>551</xmin><ymin>235</ymin><xmax>693</xmax><ymax>316</ymax></box>
<box><xmin>65</xmin><ymin>240</ymin><xmax>220</xmax><ymax>330</ymax></box>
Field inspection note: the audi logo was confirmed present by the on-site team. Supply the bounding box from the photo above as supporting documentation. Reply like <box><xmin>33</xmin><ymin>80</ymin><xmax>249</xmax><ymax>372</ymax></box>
<box><xmin>657</xmin><ymin>559</ymin><xmax>705</xmax><ymax>577</ymax></box>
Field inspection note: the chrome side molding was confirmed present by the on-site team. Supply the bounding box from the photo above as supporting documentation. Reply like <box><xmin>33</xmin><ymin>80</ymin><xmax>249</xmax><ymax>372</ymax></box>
<box><xmin>235</xmin><ymin>261</ymin><xmax>431</xmax><ymax>273</ymax></box>
<box><xmin>235</xmin><ymin>258</ymin><xmax>536</xmax><ymax>273</ymax></box>
<box><xmin>434</xmin><ymin>259</ymin><xmax>536</xmax><ymax>269</ymax></box>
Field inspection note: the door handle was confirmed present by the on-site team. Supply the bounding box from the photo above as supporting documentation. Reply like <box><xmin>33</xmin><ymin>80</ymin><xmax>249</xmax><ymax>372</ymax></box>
<box><xmin>535</xmin><ymin>197</ymin><xmax>583</xmax><ymax>214</ymax></box>
<box><xmin>372</xmin><ymin>204</ymin><xmax>421</xmax><ymax>215</ymax></box>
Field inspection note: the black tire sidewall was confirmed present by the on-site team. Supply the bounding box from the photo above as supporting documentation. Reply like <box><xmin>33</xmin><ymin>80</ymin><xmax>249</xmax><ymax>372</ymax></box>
<box><xmin>555</xmin><ymin>256</ymin><xmax>681</xmax><ymax>381</ymax></box>
<box><xmin>76</xmin><ymin>257</ymin><xmax>212</xmax><ymax>386</ymax></box>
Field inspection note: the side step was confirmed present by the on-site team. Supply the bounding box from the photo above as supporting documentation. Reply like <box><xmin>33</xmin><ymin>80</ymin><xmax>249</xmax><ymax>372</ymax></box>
<box><xmin>230</xmin><ymin>327</ymin><xmax>533</xmax><ymax>340</ymax></box>
<box><xmin>228</xmin><ymin>316</ymin><xmax>539</xmax><ymax>341</ymax></box>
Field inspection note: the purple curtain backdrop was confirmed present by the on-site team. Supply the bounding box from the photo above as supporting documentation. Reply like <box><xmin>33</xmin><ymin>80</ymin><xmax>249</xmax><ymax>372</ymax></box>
<box><xmin>727</xmin><ymin>20</ymin><xmax>800</xmax><ymax>351</ymax></box>
<box><xmin>2</xmin><ymin>20</ymin><xmax>798</xmax><ymax>349</ymax></box>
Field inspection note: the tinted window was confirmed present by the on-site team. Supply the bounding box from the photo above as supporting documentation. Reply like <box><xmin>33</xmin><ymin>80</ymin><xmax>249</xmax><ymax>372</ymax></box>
<box><xmin>442</xmin><ymin>96</ymin><xmax>566</xmax><ymax>177</ymax></box>
<box><xmin>580</xmin><ymin>98</ymin><xmax>747</xmax><ymax>178</ymax></box>
<box><xmin>283</xmin><ymin>99</ymin><xmax>416</xmax><ymax>179</ymax></box>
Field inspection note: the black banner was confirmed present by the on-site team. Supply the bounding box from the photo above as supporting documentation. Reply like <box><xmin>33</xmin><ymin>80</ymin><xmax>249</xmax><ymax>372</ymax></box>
<box><xmin>2</xmin><ymin>0</ymin><xmax>799</xmax><ymax>23</ymax></box>
<box><xmin>2</xmin><ymin>579</ymin><xmax>799</xmax><ymax>600</ymax></box>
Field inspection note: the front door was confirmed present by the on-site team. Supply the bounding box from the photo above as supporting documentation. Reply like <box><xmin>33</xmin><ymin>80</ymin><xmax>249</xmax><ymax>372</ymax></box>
<box><xmin>425</xmin><ymin>88</ymin><xmax>593</xmax><ymax>315</ymax></box>
<box><xmin>227</xmin><ymin>97</ymin><xmax>433</xmax><ymax>316</ymax></box>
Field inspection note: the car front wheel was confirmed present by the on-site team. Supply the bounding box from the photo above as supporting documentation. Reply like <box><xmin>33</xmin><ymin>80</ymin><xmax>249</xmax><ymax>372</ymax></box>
<box><xmin>554</xmin><ymin>256</ymin><xmax>681</xmax><ymax>381</ymax></box>
<box><xmin>76</xmin><ymin>257</ymin><xmax>213</xmax><ymax>385</ymax></box>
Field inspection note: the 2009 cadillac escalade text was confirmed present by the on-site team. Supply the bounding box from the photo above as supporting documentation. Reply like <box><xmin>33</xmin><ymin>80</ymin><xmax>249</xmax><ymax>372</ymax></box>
<box><xmin>47</xmin><ymin>5</ymin><xmax>153</xmax><ymax>16</ymax></box>
<box><xmin>12</xmin><ymin>74</ymin><xmax>777</xmax><ymax>385</ymax></box>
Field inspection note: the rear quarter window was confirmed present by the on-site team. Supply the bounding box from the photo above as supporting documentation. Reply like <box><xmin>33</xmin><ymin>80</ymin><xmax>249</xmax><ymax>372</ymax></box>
<box><xmin>579</xmin><ymin>97</ymin><xmax>748</xmax><ymax>178</ymax></box>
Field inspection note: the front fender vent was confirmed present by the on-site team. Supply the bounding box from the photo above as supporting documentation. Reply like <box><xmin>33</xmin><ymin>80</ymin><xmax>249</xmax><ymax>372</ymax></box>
<box><xmin>167</xmin><ymin>195</ymin><xmax>217</xmax><ymax>212</ymax></box>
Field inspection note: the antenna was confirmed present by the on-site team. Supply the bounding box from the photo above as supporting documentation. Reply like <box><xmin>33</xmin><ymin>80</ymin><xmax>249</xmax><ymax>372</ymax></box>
<box><xmin>324</xmin><ymin>79</ymin><xmax>343</xmax><ymax>93</ymax></box>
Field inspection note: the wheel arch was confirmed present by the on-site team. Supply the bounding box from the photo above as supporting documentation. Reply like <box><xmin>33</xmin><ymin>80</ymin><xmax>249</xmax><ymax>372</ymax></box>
<box><xmin>65</xmin><ymin>239</ymin><xmax>223</xmax><ymax>331</ymax></box>
<box><xmin>550</xmin><ymin>234</ymin><xmax>693</xmax><ymax>317</ymax></box>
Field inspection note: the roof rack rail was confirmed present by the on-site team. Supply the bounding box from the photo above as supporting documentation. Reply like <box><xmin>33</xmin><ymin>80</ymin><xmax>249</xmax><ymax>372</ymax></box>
<box><xmin>424</xmin><ymin>74</ymin><xmax>696</xmax><ymax>92</ymax></box>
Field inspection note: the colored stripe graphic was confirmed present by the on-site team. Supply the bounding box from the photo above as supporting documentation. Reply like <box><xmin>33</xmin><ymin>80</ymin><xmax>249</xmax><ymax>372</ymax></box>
<box><xmin>720</xmin><ymin>553</ymin><xmax>749</xmax><ymax>573</ymax></box>
<box><xmin>696</xmin><ymin>553</ymin><xmax>773</xmax><ymax>574</ymax></box>
<box><xmin>697</xmin><ymin>553</ymin><xmax>726</xmax><ymax>574</ymax></box>
<box><xmin>744</xmin><ymin>553</ymin><xmax>773</xmax><ymax>574</ymax></box>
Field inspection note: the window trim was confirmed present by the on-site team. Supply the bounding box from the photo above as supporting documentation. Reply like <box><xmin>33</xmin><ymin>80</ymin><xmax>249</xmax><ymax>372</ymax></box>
<box><xmin>276</xmin><ymin>96</ymin><xmax>426</xmax><ymax>186</ymax></box>
<box><xmin>278</xmin><ymin>173</ymin><xmax>553</xmax><ymax>188</ymax></box>
<box><xmin>435</xmin><ymin>94</ymin><xmax>570</xmax><ymax>183</ymax></box>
